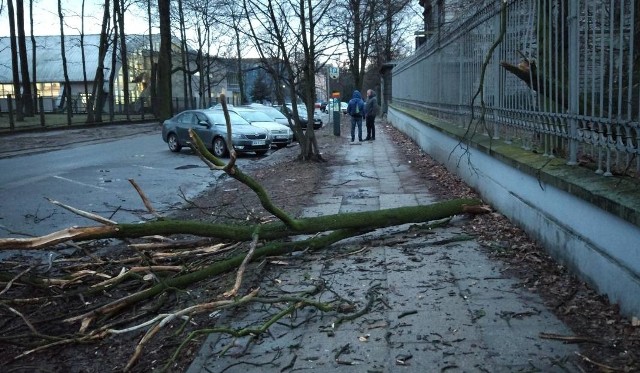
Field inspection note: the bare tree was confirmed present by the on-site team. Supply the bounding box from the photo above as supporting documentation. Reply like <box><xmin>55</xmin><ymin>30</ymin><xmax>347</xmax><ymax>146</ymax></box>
<box><xmin>6</xmin><ymin>0</ymin><xmax>24</xmax><ymax>122</ymax></box>
<box><xmin>16</xmin><ymin>0</ymin><xmax>33</xmax><ymax>116</ymax></box>
<box><xmin>88</xmin><ymin>0</ymin><xmax>112</xmax><ymax>123</ymax></box>
<box><xmin>80</xmin><ymin>0</ymin><xmax>89</xmax><ymax>114</ymax></box>
<box><xmin>29</xmin><ymin>0</ymin><xmax>37</xmax><ymax>114</ymax></box>
<box><xmin>116</xmin><ymin>0</ymin><xmax>131</xmax><ymax>119</ymax></box>
<box><xmin>177</xmin><ymin>0</ymin><xmax>191</xmax><ymax>109</ymax></box>
<box><xmin>108</xmin><ymin>0</ymin><xmax>119</xmax><ymax>120</ymax></box>
<box><xmin>58</xmin><ymin>0</ymin><xmax>73</xmax><ymax>125</ymax></box>
<box><xmin>242</xmin><ymin>0</ymin><xmax>335</xmax><ymax>161</ymax></box>
<box><xmin>156</xmin><ymin>0</ymin><xmax>172</xmax><ymax>120</ymax></box>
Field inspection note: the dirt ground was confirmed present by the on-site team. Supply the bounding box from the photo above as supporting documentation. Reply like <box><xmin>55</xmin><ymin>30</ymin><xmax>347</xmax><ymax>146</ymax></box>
<box><xmin>0</xmin><ymin>118</ymin><xmax>638</xmax><ymax>372</ymax></box>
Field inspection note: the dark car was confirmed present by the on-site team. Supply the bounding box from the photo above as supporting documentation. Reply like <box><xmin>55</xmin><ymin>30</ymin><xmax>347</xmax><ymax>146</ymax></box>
<box><xmin>280</xmin><ymin>104</ymin><xmax>323</xmax><ymax>130</ymax></box>
<box><xmin>161</xmin><ymin>109</ymin><xmax>271</xmax><ymax>157</ymax></box>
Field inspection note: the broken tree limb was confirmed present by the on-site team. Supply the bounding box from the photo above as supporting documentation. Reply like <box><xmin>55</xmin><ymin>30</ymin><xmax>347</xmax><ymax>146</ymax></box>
<box><xmin>0</xmin><ymin>198</ymin><xmax>483</xmax><ymax>250</ymax></box>
<box><xmin>127</xmin><ymin>179</ymin><xmax>161</xmax><ymax>218</ymax></box>
<box><xmin>46</xmin><ymin>197</ymin><xmax>117</xmax><ymax>225</ymax></box>
<box><xmin>223</xmin><ymin>231</ymin><xmax>259</xmax><ymax>298</ymax></box>
<box><xmin>188</xmin><ymin>127</ymin><xmax>301</xmax><ymax>230</ymax></box>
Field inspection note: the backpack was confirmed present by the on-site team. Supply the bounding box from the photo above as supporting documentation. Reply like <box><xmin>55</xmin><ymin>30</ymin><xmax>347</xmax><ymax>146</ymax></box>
<box><xmin>352</xmin><ymin>99</ymin><xmax>363</xmax><ymax>116</ymax></box>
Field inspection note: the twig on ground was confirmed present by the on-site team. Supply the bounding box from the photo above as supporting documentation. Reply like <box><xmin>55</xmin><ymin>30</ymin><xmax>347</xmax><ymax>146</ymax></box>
<box><xmin>0</xmin><ymin>267</ymin><xmax>32</xmax><ymax>296</ymax></box>
<box><xmin>574</xmin><ymin>352</ymin><xmax>624</xmax><ymax>371</ymax></box>
<box><xmin>539</xmin><ymin>332</ymin><xmax>602</xmax><ymax>344</ymax></box>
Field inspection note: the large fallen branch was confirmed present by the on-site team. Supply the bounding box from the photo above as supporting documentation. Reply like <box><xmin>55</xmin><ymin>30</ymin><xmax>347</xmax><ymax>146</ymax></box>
<box><xmin>0</xmin><ymin>198</ymin><xmax>481</xmax><ymax>250</ymax></box>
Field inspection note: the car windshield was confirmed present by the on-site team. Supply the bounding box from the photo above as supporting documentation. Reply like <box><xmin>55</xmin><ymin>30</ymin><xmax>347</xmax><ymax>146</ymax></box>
<box><xmin>205</xmin><ymin>111</ymin><xmax>250</xmax><ymax>126</ymax></box>
<box><xmin>238</xmin><ymin>110</ymin><xmax>273</xmax><ymax>122</ymax></box>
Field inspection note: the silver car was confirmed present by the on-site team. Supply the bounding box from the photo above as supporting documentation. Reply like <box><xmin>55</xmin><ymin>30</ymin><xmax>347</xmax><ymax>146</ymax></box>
<box><xmin>248</xmin><ymin>103</ymin><xmax>292</xmax><ymax>127</ymax></box>
<box><xmin>234</xmin><ymin>107</ymin><xmax>293</xmax><ymax>148</ymax></box>
<box><xmin>161</xmin><ymin>109</ymin><xmax>271</xmax><ymax>157</ymax></box>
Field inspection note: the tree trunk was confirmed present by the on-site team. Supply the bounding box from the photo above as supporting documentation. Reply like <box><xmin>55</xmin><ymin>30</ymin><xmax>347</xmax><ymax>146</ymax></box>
<box><xmin>156</xmin><ymin>0</ymin><xmax>172</xmax><ymax>121</ymax></box>
<box><xmin>29</xmin><ymin>0</ymin><xmax>38</xmax><ymax>116</ymax></box>
<box><xmin>7</xmin><ymin>0</ymin><xmax>24</xmax><ymax>122</ymax></box>
<box><xmin>81</xmin><ymin>0</ymin><xmax>89</xmax><ymax>116</ymax></box>
<box><xmin>116</xmin><ymin>0</ymin><xmax>130</xmax><ymax>120</ymax></box>
<box><xmin>58</xmin><ymin>0</ymin><xmax>73</xmax><ymax>125</ymax></box>
<box><xmin>108</xmin><ymin>3</ymin><xmax>118</xmax><ymax>122</ymax></box>
<box><xmin>235</xmin><ymin>27</ymin><xmax>246</xmax><ymax>104</ymax></box>
<box><xmin>89</xmin><ymin>0</ymin><xmax>111</xmax><ymax>123</ymax></box>
<box><xmin>16</xmin><ymin>0</ymin><xmax>33</xmax><ymax>116</ymax></box>
<box><xmin>178</xmin><ymin>0</ymin><xmax>189</xmax><ymax>110</ymax></box>
<box><xmin>147</xmin><ymin>0</ymin><xmax>156</xmax><ymax>112</ymax></box>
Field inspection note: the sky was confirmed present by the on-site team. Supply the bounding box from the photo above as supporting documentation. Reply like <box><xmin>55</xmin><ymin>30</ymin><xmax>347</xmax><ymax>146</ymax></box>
<box><xmin>0</xmin><ymin>0</ymin><xmax>153</xmax><ymax>37</ymax></box>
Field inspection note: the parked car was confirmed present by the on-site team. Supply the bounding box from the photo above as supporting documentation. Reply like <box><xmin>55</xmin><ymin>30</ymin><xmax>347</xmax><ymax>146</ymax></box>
<box><xmin>247</xmin><ymin>103</ymin><xmax>292</xmax><ymax>127</ymax></box>
<box><xmin>341</xmin><ymin>102</ymin><xmax>348</xmax><ymax>114</ymax></box>
<box><xmin>280</xmin><ymin>104</ymin><xmax>323</xmax><ymax>130</ymax></box>
<box><xmin>161</xmin><ymin>109</ymin><xmax>271</xmax><ymax>157</ymax></box>
<box><xmin>222</xmin><ymin>106</ymin><xmax>293</xmax><ymax>148</ymax></box>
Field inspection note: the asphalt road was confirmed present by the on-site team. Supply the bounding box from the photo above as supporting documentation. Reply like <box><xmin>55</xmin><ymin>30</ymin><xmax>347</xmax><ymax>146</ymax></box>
<box><xmin>0</xmin><ymin>123</ymin><xmax>264</xmax><ymax>239</ymax></box>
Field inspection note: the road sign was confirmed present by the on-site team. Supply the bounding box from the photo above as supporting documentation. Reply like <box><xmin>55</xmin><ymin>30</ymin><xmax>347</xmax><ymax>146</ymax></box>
<box><xmin>328</xmin><ymin>66</ymin><xmax>339</xmax><ymax>79</ymax></box>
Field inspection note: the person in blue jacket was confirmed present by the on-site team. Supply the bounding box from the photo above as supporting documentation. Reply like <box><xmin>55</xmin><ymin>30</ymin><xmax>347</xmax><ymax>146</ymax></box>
<box><xmin>347</xmin><ymin>90</ymin><xmax>365</xmax><ymax>142</ymax></box>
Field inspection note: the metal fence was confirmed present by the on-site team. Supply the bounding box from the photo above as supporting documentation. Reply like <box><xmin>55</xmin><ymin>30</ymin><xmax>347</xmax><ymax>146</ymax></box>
<box><xmin>392</xmin><ymin>0</ymin><xmax>639</xmax><ymax>176</ymax></box>
<box><xmin>0</xmin><ymin>93</ymin><xmax>209</xmax><ymax>130</ymax></box>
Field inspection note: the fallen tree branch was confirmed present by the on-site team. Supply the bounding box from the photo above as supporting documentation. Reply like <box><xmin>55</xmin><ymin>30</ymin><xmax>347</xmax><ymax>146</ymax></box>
<box><xmin>128</xmin><ymin>179</ymin><xmax>161</xmax><ymax>218</ymax></box>
<box><xmin>0</xmin><ymin>198</ymin><xmax>483</xmax><ymax>250</ymax></box>
<box><xmin>46</xmin><ymin>197</ymin><xmax>117</xmax><ymax>225</ymax></box>
<box><xmin>224</xmin><ymin>232</ymin><xmax>259</xmax><ymax>298</ymax></box>
<box><xmin>125</xmin><ymin>289</ymin><xmax>260</xmax><ymax>371</ymax></box>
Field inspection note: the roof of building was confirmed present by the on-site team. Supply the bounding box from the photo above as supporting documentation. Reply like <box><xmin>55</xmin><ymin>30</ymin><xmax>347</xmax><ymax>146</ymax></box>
<box><xmin>0</xmin><ymin>34</ymin><xmax>161</xmax><ymax>84</ymax></box>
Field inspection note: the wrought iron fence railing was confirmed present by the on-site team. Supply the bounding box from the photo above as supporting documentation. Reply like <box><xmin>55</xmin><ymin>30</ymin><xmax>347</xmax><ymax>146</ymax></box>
<box><xmin>0</xmin><ymin>93</ymin><xmax>216</xmax><ymax>130</ymax></box>
<box><xmin>392</xmin><ymin>0</ymin><xmax>639</xmax><ymax>177</ymax></box>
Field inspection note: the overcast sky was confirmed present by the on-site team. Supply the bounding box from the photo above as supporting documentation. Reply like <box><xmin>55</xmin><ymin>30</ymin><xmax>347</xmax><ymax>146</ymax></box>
<box><xmin>0</xmin><ymin>0</ymin><xmax>152</xmax><ymax>37</ymax></box>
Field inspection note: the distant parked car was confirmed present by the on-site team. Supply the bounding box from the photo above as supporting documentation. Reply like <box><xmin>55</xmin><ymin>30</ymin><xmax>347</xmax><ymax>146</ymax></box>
<box><xmin>161</xmin><ymin>109</ymin><xmax>271</xmax><ymax>157</ymax></box>
<box><xmin>280</xmin><ymin>104</ymin><xmax>323</xmax><ymax>130</ymax></box>
<box><xmin>247</xmin><ymin>103</ymin><xmax>292</xmax><ymax>128</ymax></box>
<box><xmin>219</xmin><ymin>106</ymin><xmax>293</xmax><ymax>148</ymax></box>
<box><xmin>341</xmin><ymin>102</ymin><xmax>348</xmax><ymax>114</ymax></box>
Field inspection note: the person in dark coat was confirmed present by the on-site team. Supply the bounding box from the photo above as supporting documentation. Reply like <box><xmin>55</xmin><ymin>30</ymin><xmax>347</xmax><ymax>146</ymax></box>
<box><xmin>346</xmin><ymin>90</ymin><xmax>365</xmax><ymax>142</ymax></box>
<box><xmin>364</xmin><ymin>89</ymin><xmax>379</xmax><ymax>140</ymax></box>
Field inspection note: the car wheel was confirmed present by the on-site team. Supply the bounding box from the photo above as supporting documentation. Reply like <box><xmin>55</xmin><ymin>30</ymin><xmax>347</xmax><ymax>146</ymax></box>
<box><xmin>212</xmin><ymin>137</ymin><xmax>228</xmax><ymax>157</ymax></box>
<box><xmin>255</xmin><ymin>150</ymin><xmax>268</xmax><ymax>156</ymax></box>
<box><xmin>167</xmin><ymin>133</ymin><xmax>182</xmax><ymax>152</ymax></box>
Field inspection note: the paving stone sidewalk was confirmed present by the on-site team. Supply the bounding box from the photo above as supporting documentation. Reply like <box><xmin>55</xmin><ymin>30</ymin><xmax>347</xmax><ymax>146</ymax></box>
<box><xmin>187</xmin><ymin>121</ymin><xmax>581</xmax><ymax>372</ymax></box>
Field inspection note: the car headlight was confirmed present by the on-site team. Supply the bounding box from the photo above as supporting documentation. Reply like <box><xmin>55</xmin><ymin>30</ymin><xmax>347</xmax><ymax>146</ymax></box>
<box><xmin>231</xmin><ymin>133</ymin><xmax>244</xmax><ymax>139</ymax></box>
